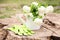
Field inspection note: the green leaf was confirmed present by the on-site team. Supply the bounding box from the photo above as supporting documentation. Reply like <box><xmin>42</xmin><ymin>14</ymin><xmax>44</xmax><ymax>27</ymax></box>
<box><xmin>7</xmin><ymin>24</ymin><xmax>34</xmax><ymax>36</ymax></box>
<box><xmin>39</xmin><ymin>16</ymin><xmax>43</xmax><ymax>19</ymax></box>
<box><xmin>38</xmin><ymin>2</ymin><xmax>42</xmax><ymax>7</ymax></box>
<box><xmin>30</xmin><ymin>4</ymin><xmax>38</xmax><ymax>12</ymax></box>
<box><xmin>30</xmin><ymin>4</ymin><xmax>39</xmax><ymax>18</ymax></box>
<box><xmin>38</xmin><ymin>2</ymin><xmax>48</xmax><ymax>7</ymax></box>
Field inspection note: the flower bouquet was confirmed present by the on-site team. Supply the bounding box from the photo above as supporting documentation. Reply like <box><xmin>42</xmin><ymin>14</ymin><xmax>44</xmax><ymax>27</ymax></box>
<box><xmin>21</xmin><ymin>2</ymin><xmax>54</xmax><ymax>30</ymax></box>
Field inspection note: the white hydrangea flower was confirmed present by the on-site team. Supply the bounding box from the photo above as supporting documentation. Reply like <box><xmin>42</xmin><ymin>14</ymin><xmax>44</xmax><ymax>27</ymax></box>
<box><xmin>27</xmin><ymin>13</ymin><xmax>33</xmax><ymax>17</ymax></box>
<box><xmin>34</xmin><ymin>18</ymin><xmax>43</xmax><ymax>25</ymax></box>
<box><xmin>32</xmin><ymin>2</ymin><xmax>38</xmax><ymax>6</ymax></box>
<box><xmin>38</xmin><ymin>6</ymin><xmax>46</xmax><ymax>17</ymax></box>
<box><xmin>23</xmin><ymin>6</ymin><xmax>30</xmax><ymax>13</ymax></box>
<box><xmin>39</xmin><ymin>13</ymin><xmax>45</xmax><ymax>19</ymax></box>
<box><xmin>45</xmin><ymin>6</ymin><xmax>54</xmax><ymax>13</ymax></box>
<box><xmin>29</xmin><ymin>13</ymin><xmax>33</xmax><ymax>17</ymax></box>
<box><xmin>38</xmin><ymin>6</ymin><xmax>46</xmax><ymax>14</ymax></box>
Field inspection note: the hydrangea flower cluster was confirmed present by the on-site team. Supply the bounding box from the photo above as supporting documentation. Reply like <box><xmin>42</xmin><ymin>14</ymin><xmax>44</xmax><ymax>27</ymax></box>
<box><xmin>23</xmin><ymin>2</ymin><xmax>54</xmax><ymax>25</ymax></box>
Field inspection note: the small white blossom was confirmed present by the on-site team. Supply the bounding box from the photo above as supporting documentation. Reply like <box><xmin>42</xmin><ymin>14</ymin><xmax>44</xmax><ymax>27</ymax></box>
<box><xmin>39</xmin><ymin>13</ymin><xmax>45</xmax><ymax>19</ymax></box>
<box><xmin>23</xmin><ymin>6</ymin><xmax>30</xmax><ymax>13</ymax></box>
<box><xmin>38</xmin><ymin>6</ymin><xmax>46</xmax><ymax>14</ymax></box>
<box><xmin>29</xmin><ymin>13</ymin><xmax>33</xmax><ymax>17</ymax></box>
<box><xmin>34</xmin><ymin>18</ymin><xmax>43</xmax><ymax>25</ymax></box>
<box><xmin>45</xmin><ymin>6</ymin><xmax>54</xmax><ymax>13</ymax></box>
<box><xmin>32</xmin><ymin>2</ymin><xmax>38</xmax><ymax>6</ymax></box>
<box><xmin>27</xmin><ymin>13</ymin><xmax>33</xmax><ymax>17</ymax></box>
<box><xmin>38</xmin><ymin>6</ymin><xmax>46</xmax><ymax>17</ymax></box>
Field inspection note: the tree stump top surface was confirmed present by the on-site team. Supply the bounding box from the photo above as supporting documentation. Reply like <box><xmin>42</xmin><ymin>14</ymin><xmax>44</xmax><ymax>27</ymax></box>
<box><xmin>5</xmin><ymin>26</ymin><xmax>52</xmax><ymax>40</ymax></box>
<box><xmin>0</xmin><ymin>13</ymin><xmax>60</xmax><ymax>40</ymax></box>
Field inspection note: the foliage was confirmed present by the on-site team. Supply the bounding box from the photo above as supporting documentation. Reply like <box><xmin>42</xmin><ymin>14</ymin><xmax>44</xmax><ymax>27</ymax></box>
<box><xmin>30</xmin><ymin>4</ymin><xmax>38</xmax><ymax>18</ymax></box>
<box><xmin>7</xmin><ymin>25</ymin><xmax>34</xmax><ymax>36</ymax></box>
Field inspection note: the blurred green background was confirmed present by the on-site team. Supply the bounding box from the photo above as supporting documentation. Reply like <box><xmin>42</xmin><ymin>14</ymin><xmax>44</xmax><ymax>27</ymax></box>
<box><xmin>0</xmin><ymin>0</ymin><xmax>60</xmax><ymax>18</ymax></box>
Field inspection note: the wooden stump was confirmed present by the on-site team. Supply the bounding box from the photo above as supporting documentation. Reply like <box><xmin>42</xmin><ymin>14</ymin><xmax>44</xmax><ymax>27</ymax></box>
<box><xmin>0</xmin><ymin>29</ymin><xmax>8</xmax><ymax>40</ymax></box>
<box><xmin>43</xmin><ymin>13</ymin><xmax>60</xmax><ymax>40</ymax></box>
<box><xmin>44</xmin><ymin>13</ymin><xmax>60</xmax><ymax>29</ymax></box>
<box><xmin>0</xmin><ymin>23</ymin><xmax>7</xmax><ymax>28</ymax></box>
<box><xmin>5</xmin><ymin>27</ymin><xmax>52</xmax><ymax>40</ymax></box>
<box><xmin>0</xmin><ymin>23</ymin><xmax>8</xmax><ymax>40</ymax></box>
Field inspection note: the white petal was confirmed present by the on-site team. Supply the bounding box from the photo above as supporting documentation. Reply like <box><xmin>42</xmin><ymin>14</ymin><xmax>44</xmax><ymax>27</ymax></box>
<box><xmin>23</xmin><ymin>6</ymin><xmax>30</xmax><ymax>13</ymax></box>
<box><xmin>39</xmin><ymin>13</ymin><xmax>45</xmax><ymax>19</ymax></box>
<box><xmin>34</xmin><ymin>18</ymin><xmax>43</xmax><ymax>25</ymax></box>
<box><xmin>29</xmin><ymin>13</ymin><xmax>33</xmax><ymax>17</ymax></box>
<box><xmin>27</xmin><ymin>13</ymin><xmax>33</xmax><ymax>17</ymax></box>
<box><xmin>38</xmin><ymin>6</ymin><xmax>46</xmax><ymax>13</ymax></box>
<box><xmin>45</xmin><ymin>6</ymin><xmax>54</xmax><ymax>13</ymax></box>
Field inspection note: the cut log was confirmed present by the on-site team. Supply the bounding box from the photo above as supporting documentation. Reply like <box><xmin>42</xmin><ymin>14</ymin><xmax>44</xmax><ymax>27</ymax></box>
<box><xmin>43</xmin><ymin>24</ymin><xmax>60</xmax><ymax>37</ymax></box>
<box><xmin>43</xmin><ymin>13</ymin><xmax>60</xmax><ymax>39</ymax></box>
<box><xmin>0</xmin><ymin>23</ymin><xmax>7</xmax><ymax>29</ymax></box>
<box><xmin>5</xmin><ymin>27</ymin><xmax>51</xmax><ymax>40</ymax></box>
<box><xmin>43</xmin><ymin>13</ymin><xmax>60</xmax><ymax>29</ymax></box>
<box><xmin>51</xmin><ymin>36</ymin><xmax>60</xmax><ymax>40</ymax></box>
<box><xmin>0</xmin><ymin>29</ymin><xmax>8</xmax><ymax>40</ymax></box>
